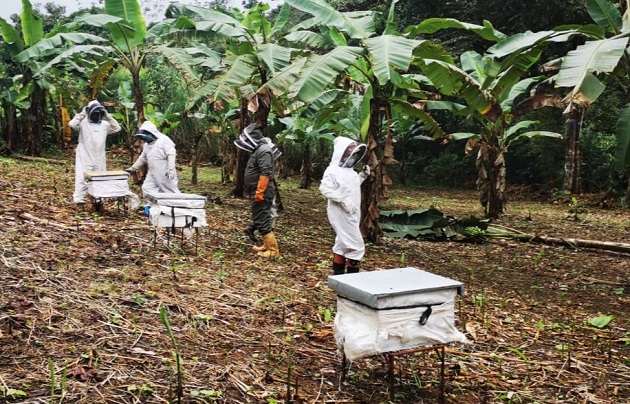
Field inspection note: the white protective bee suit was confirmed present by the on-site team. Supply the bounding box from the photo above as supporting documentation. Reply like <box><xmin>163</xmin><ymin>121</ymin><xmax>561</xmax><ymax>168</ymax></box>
<box><xmin>319</xmin><ymin>136</ymin><xmax>369</xmax><ymax>271</ymax></box>
<box><xmin>126</xmin><ymin>121</ymin><xmax>179</xmax><ymax>198</ymax></box>
<box><xmin>70</xmin><ymin>100</ymin><xmax>121</xmax><ymax>204</ymax></box>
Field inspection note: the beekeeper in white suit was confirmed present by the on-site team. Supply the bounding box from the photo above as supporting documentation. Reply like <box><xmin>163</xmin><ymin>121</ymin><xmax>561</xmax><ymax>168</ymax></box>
<box><xmin>70</xmin><ymin>100</ymin><xmax>121</xmax><ymax>205</ymax></box>
<box><xmin>319</xmin><ymin>136</ymin><xmax>370</xmax><ymax>275</ymax></box>
<box><xmin>124</xmin><ymin>120</ymin><xmax>179</xmax><ymax>198</ymax></box>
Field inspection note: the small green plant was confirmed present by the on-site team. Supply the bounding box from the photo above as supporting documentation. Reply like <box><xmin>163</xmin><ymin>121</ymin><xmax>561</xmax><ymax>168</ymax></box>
<box><xmin>464</xmin><ymin>226</ymin><xmax>487</xmax><ymax>243</ymax></box>
<box><xmin>160</xmin><ymin>305</ymin><xmax>183</xmax><ymax>404</ymax></box>
<box><xmin>588</xmin><ymin>315</ymin><xmax>613</xmax><ymax>329</ymax></box>
<box><xmin>568</xmin><ymin>196</ymin><xmax>585</xmax><ymax>220</ymax></box>
<box><xmin>613</xmin><ymin>287</ymin><xmax>624</xmax><ymax>295</ymax></box>
<box><xmin>1</xmin><ymin>387</ymin><xmax>28</xmax><ymax>400</ymax></box>
<box><xmin>317</xmin><ymin>306</ymin><xmax>334</xmax><ymax>323</ymax></box>
<box><xmin>132</xmin><ymin>292</ymin><xmax>146</xmax><ymax>306</ymax></box>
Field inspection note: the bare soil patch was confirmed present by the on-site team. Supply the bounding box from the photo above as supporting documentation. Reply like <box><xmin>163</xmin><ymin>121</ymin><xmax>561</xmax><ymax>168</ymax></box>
<box><xmin>1</xmin><ymin>155</ymin><xmax>629</xmax><ymax>403</ymax></box>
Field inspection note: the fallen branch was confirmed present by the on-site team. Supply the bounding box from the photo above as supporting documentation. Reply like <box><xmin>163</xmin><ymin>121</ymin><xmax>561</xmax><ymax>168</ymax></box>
<box><xmin>18</xmin><ymin>212</ymin><xmax>73</xmax><ymax>231</ymax></box>
<box><xmin>14</xmin><ymin>155</ymin><xmax>67</xmax><ymax>165</ymax></box>
<box><xmin>488</xmin><ymin>225</ymin><xmax>630</xmax><ymax>254</ymax></box>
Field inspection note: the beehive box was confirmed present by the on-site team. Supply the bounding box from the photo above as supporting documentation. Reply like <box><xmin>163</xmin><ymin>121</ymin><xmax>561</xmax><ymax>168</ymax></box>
<box><xmin>327</xmin><ymin>267</ymin><xmax>467</xmax><ymax>360</ymax></box>
<box><xmin>84</xmin><ymin>170</ymin><xmax>130</xmax><ymax>198</ymax></box>
<box><xmin>145</xmin><ymin>192</ymin><xmax>207</xmax><ymax>228</ymax></box>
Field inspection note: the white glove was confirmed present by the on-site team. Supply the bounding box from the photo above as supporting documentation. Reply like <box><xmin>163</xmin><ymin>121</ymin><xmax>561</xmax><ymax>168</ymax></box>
<box><xmin>341</xmin><ymin>201</ymin><xmax>357</xmax><ymax>215</ymax></box>
<box><xmin>166</xmin><ymin>154</ymin><xmax>176</xmax><ymax>180</ymax></box>
<box><xmin>359</xmin><ymin>165</ymin><xmax>371</xmax><ymax>182</ymax></box>
<box><xmin>166</xmin><ymin>168</ymin><xmax>176</xmax><ymax>181</ymax></box>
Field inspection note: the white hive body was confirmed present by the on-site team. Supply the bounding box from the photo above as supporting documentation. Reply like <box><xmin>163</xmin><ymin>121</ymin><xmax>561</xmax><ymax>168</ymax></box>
<box><xmin>84</xmin><ymin>170</ymin><xmax>131</xmax><ymax>199</ymax></box>
<box><xmin>328</xmin><ymin>267</ymin><xmax>468</xmax><ymax>361</ymax></box>
<box><xmin>145</xmin><ymin>192</ymin><xmax>207</xmax><ymax>228</ymax></box>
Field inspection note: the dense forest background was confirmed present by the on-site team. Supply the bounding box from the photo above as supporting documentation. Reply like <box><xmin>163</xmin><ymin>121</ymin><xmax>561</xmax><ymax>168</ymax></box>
<box><xmin>1</xmin><ymin>0</ymin><xmax>628</xmax><ymax>205</ymax></box>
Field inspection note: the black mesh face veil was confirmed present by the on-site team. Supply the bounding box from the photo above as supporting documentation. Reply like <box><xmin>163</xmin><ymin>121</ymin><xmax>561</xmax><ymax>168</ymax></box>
<box><xmin>339</xmin><ymin>142</ymin><xmax>366</xmax><ymax>168</ymax></box>
<box><xmin>135</xmin><ymin>129</ymin><xmax>157</xmax><ymax>144</ymax></box>
<box><xmin>88</xmin><ymin>104</ymin><xmax>104</xmax><ymax>123</ymax></box>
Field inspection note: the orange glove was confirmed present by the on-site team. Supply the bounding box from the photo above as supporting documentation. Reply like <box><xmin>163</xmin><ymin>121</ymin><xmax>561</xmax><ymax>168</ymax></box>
<box><xmin>255</xmin><ymin>175</ymin><xmax>270</xmax><ymax>203</ymax></box>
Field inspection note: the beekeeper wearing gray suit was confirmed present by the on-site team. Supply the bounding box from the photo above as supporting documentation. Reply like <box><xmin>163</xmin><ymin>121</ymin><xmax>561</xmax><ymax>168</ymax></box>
<box><xmin>70</xmin><ymin>100</ymin><xmax>121</xmax><ymax>205</ymax></box>
<box><xmin>124</xmin><ymin>120</ymin><xmax>179</xmax><ymax>198</ymax></box>
<box><xmin>235</xmin><ymin>122</ymin><xmax>281</xmax><ymax>258</ymax></box>
<box><xmin>319</xmin><ymin>136</ymin><xmax>369</xmax><ymax>275</ymax></box>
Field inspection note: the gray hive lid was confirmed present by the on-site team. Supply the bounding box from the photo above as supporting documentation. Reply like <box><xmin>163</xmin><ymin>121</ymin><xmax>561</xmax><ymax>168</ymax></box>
<box><xmin>84</xmin><ymin>170</ymin><xmax>128</xmax><ymax>180</ymax></box>
<box><xmin>145</xmin><ymin>192</ymin><xmax>207</xmax><ymax>202</ymax></box>
<box><xmin>328</xmin><ymin>267</ymin><xmax>464</xmax><ymax>309</ymax></box>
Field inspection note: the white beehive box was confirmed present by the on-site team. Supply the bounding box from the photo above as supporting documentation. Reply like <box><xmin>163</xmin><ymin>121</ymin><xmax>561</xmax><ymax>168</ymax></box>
<box><xmin>327</xmin><ymin>267</ymin><xmax>468</xmax><ymax>361</ymax></box>
<box><xmin>145</xmin><ymin>192</ymin><xmax>207</xmax><ymax>228</ymax></box>
<box><xmin>84</xmin><ymin>170</ymin><xmax>130</xmax><ymax>198</ymax></box>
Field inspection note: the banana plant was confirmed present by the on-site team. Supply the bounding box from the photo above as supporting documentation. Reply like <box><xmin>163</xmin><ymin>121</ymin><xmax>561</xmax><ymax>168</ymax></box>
<box><xmin>486</xmin><ymin>0</ymin><xmax>630</xmax><ymax>196</ymax></box>
<box><xmin>419</xmin><ymin>50</ymin><xmax>562</xmax><ymax>218</ymax></box>
<box><xmin>160</xmin><ymin>2</ymin><xmax>297</xmax><ymax>196</ymax></box>
<box><xmin>283</xmin><ymin>0</ymin><xmax>450</xmax><ymax>241</ymax></box>
<box><xmin>69</xmin><ymin>0</ymin><xmax>149</xmax><ymax>124</ymax></box>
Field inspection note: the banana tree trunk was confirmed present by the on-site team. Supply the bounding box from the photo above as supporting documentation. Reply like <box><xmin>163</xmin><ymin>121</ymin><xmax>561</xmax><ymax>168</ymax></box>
<box><xmin>131</xmin><ymin>67</ymin><xmax>145</xmax><ymax>125</ymax></box>
<box><xmin>477</xmin><ymin>144</ymin><xmax>506</xmax><ymax>219</ymax></box>
<box><xmin>299</xmin><ymin>144</ymin><xmax>312</xmax><ymax>189</ymax></box>
<box><xmin>563</xmin><ymin>106</ymin><xmax>583</xmax><ymax>194</ymax></box>
<box><xmin>360</xmin><ymin>99</ymin><xmax>384</xmax><ymax>243</ymax></box>
<box><xmin>232</xmin><ymin>100</ymin><xmax>250</xmax><ymax>198</ymax></box>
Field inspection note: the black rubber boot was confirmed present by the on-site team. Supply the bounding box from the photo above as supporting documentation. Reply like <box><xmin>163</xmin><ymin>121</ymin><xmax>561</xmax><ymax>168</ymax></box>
<box><xmin>244</xmin><ymin>225</ymin><xmax>260</xmax><ymax>242</ymax></box>
<box><xmin>332</xmin><ymin>254</ymin><xmax>346</xmax><ymax>275</ymax></box>
<box><xmin>347</xmin><ymin>259</ymin><xmax>360</xmax><ymax>273</ymax></box>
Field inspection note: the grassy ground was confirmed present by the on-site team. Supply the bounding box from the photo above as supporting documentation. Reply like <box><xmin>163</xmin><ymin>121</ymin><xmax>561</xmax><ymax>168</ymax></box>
<box><xmin>0</xmin><ymin>153</ymin><xmax>628</xmax><ymax>403</ymax></box>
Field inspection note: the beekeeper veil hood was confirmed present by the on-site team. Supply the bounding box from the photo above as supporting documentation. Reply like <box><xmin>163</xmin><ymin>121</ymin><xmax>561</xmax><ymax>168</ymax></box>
<box><xmin>135</xmin><ymin>121</ymin><xmax>160</xmax><ymax>144</ymax></box>
<box><xmin>330</xmin><ymin>136</ymin><xmax>367</xmax><ymax>168</ymax></box>
<box><xmin>87</xmin><ymin>100</ymin><xmax>105</xmax><ymax>124</ymax></box>
<box><xmin>234</xmin><ymin>122</ymin><xmax>268</xmax><ymax>153</ymax></box>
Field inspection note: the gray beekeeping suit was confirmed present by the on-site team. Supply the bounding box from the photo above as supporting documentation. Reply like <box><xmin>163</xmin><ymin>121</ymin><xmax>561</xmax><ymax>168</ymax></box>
<box><xmin>70</xmin><ymin>100</ymin><xmax>121</xmax><ymax>204</ymax></box>
<box><xmin>241</xmin><ymin>123</ymin><xmax>276</xmax><ymax>236</ymax></box>
<box><xmin>319</xmin><ymin>136</ymin><xmax>368</xmax><ymax>261</ymax></box>
<box><xmin>126</xmin><ymin>121</ymin><xmax>179</xmax><ymax>198</ymax></box>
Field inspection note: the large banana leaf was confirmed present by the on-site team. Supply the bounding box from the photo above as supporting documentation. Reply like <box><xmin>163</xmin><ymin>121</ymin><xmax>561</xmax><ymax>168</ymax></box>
<box><xmin>391</xmin><ymin>99</ymin><xmax>447</xmax><ymax>140</ymax></box>
<box><xmin>364</xmin><ymin>35</ymin><xmax>423</xmax><ymax>85</ymax></box>
<box><xmin>460</xmin><ymin>51</ymin><xmax>488</xmax><ymax>84</ymax></box>
<box><xmin>32</xmin><ymin>45</ymin><xmax>113</xmax><ymax>78</ymax></box>
<box><xmin>104</xmin><ymin>0</ymin><xmax>146</xmax><ymax>49</ymax></box>
<box><xmin>166</xmin><ymin>4</ymin><xmax>248</xmax><ymax>39</ymax></box>
<box><xmin>380</xmin><ymin>208</ymin><xmax>466</xmax><ymax>240</ymax></box>
<box><xmin>256</xmin><ymin>43</ymin><xmax>293</xmax><ymax>76</ymax></box>
<box><xmin>285</xmin><ymin>0</ymin><xmax>375</xmax><ymax>39</ymax></box>
<box><xmin>487</xmin><ymin>30</ymin><xmax>555</xmax><ymax>58</ymax></box>
<box><xmin>406</xmin><ymin>18</ymin><xmax>506</xmax><ymax>42</ymax></box>
<box><xmin>207</xmin><ymin>54</ymin><xmax>257</xmax><ymax>103</ymax></box>
<box><xmin>586</xmin><ymin>0</ymin><xmax>622</xmax><ymax>34</ymax></box>
<box><xmin>0</xmin><ymin>18</ymin><xmax>25</xmax><ymax>55</ymax></box>
<box><xmin>498</xmin><ymin>77</ymin><xmax>544</xmax><ymax>110</ymax></box>
<box><xmin>154</xmin><ymin>46</ymin><xmax>202</xmax><ymax>84</ymax></box>
<box><xmin>419</xmin><ymin>59</ymin><xmax>491</xmax><ymax>114</ymax></box>
<box><xmin>15</xmin><ymin>33</ymin><xmax>107</xmax><ymax>62</ymax></box>
<box><xmin>289</xmin><ymin>46</ymin><xmax>365</xmax><ymax>103</ymax></box>
<box><xmin>556</xmin><ymin>36</ymin><xmax>629</xmax><ymax>104</ymax></box>
<box><xmin>20</xmin><ymin>0</ymin><xmax>43</xmax><ymax>47</ymax></box>
<box><xmin>491</xmin><ymin>47</ymin><xmax>543</xmax><ymax>94</ymax></box>
<box><xmin>614</xmin><ymin>104</ymin><xmax>630</xmax><ymax>171</ymax></box>
<box><xmin>258</xmin><ymin>57</ymin><xmax>307</xmax><ymax>98</ymax></box>
<box><xmin>284</xmin><ymin>30</ymin><xmax>330</xmax><ymax>48</ymax></box>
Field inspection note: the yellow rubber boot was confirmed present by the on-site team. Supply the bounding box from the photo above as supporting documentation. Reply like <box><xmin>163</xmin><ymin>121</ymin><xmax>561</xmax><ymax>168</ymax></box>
<box><xmin>257</xmin><ymin>232</ymin><xmax>280</xmax><ymax>258</ymax></box>
<box><xmin>252</xmin><ymin>243</ymin><xmax>267</xmax><ymax>252</ymax></box>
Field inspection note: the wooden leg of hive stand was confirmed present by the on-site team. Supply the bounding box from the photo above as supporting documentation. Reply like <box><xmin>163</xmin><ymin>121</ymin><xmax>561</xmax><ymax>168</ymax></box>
<box><xmin>438</xmin><ymin>345</ymin><xmax>445</xmax><ymax>404</ymax></box>
<box><xmin>388</xmin><ymin>352</ymin><xmax>395</xmax><ymax>400</ymax></box>
<box><xmin>195</xmin><ymin>228</ymin><xmax>199</xmax><ymax>256</ymax></box>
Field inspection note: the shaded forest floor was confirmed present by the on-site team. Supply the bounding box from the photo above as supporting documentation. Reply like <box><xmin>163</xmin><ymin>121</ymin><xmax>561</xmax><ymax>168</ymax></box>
<box><xmin>0</xmin><ymin>153</ymin><xmax>629</xmax><ymax>404</ymax></box>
